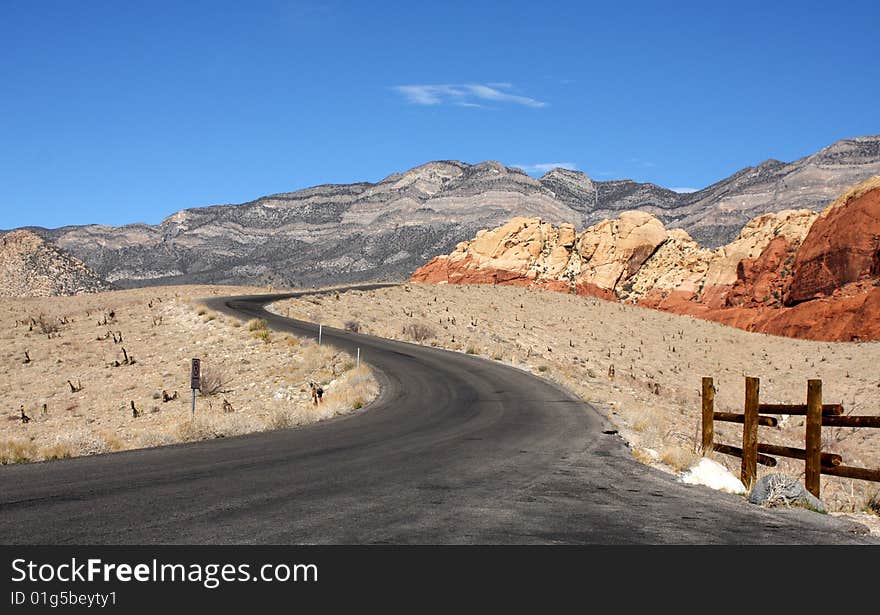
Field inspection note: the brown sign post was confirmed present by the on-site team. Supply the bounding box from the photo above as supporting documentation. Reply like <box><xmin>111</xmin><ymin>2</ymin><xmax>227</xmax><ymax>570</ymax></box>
<box><xmin>190</xmin><ymin>358</ymin><xmax>201</xmax><ymax>417</ymax></box>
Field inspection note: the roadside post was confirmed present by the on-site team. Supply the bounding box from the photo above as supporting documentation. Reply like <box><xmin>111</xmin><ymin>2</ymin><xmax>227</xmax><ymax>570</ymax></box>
<box><xmin>318</xmin><ymin>323</ymin><xmax>323</xmax><ymax>345</ymax></box>
<box><xmin>356</xmin><ymin>348</ymin><xmax>360</xmax><ymax>383</ymax></box>
<box><xmin>190</xmin><ymin>358</ymin><xmax>201</xmax><ymax>417</ymax></box>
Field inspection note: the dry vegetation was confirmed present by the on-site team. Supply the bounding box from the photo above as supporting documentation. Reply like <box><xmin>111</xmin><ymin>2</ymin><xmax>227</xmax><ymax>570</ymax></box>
<box><xmin>272</xmin><ymin>283</ymin><xmax>880</xmax><ymax>518</ymax></box>
<box><xmin>0</xmin><ymin>285</ymin><xmax>377</xmax><ymax>464</ymax></box>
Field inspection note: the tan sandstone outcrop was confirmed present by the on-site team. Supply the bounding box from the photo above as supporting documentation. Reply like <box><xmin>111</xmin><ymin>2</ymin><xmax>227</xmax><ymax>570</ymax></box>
<box><xmin>411</xmin><ymin>179</ymin><xmax>880</xmax><ymax>341</ymax></box>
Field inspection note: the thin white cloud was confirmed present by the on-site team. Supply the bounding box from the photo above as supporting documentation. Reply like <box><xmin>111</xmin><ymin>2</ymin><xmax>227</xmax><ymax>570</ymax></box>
<box><xmin>512</xmin><ymin>162</ymin><xmax>578</xmax><ymax>174</ymax></box>
<box><xmin>670</xmin><ymin>187</ymin><xmax>698</xmax><ymax>193</ymax></box>
<box><xmin>393</xmin><ymin>83</ymin><xmax>546</xmax><ymax>108</ymax></box>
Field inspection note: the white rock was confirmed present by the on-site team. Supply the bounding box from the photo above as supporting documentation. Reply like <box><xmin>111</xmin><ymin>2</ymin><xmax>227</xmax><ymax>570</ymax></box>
<box><xmin>679</xmin><ymin>458</ymin><xmax>746</xmax><ymax>495</ymax></box>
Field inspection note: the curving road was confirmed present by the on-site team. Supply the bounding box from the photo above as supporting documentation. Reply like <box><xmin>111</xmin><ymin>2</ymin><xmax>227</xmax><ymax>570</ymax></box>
<box><xmin>0</xmin><ymin>287</ymin><xmax>875</xmax><ymax>544</ymax></box>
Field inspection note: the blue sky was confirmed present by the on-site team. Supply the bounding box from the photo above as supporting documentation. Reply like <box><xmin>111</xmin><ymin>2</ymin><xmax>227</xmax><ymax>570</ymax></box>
<box><xmin>1</xmin><ymin>0</ymin><xmax>878</xmax><ymax>229</ymax></box>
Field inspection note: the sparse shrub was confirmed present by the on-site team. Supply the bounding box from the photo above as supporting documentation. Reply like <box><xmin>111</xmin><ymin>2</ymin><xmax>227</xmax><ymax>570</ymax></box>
<box><xmin>537</xmin><ymin>365</ymin><xmax>549</xmax><ymax>373</ymax></box>
<box><xmin>402</xmin><ymin>322</ymin><xmax>436</xmax><ymax>342</ymax></box>
<box><xmin>230</xmin><ymin>320</ymin><xmax>241</xmax><ymax>328</ymax></box>
<box><xmin>0</xmin><ymin>440</ymin><xmax>37</xmax><ymax>465</ymax></box>
<box><xmin>632</xmin><ymin>448</ymin><xmax>659</xmax><ymax>464</ymax></box>
<box><xmin>344</xmin><ymin>320</ymin><xmax>360</xmax><ymax>333</ymax></box>
<box><xmin>41</xmin><ymin>442</ymin><xmax>74</xmax><ymax>461</ymax></box>
<box><xmin>36</xmin><ymin>313</ymin><xmax>62</xmax><ymax>336</ymax></box>
<box><xmin>199</xmin><ymin>367</ymin><xmax>231</xmax><ymax>396</ymax></box>
<box><xmin>248</xmin><ymin>318</ymin><xmax>268</xmax><ymax>331</ymax></box>
<box><xmin>660</xmin><ymin>444</ymin><xmax>699</xmax><ymax>472</ymax></box>
<box><xmin>0</xmin><ymin>439</ymin><xmax>38</xmax><ymax>464</ymax></box>
<box><xmin>867</xmin><ymin>492</ymin><xmax>880</xmax><ymax>516</ymax></box>
<box><xmin>197</xmin><ymin>308</ymin><xmax>207</xmax><ymax>316</ymax></box>
<box><xmin>352</xmin><ymin>398</ymin><xmax>364</xmax><ymax>409</ymax></box>
<box><xmin>254</xmin><ymin>329</ymin><xmax>271</xmax><ymax>343</ymax></box>
<box><xmin>267</xmin><ymin>409</ymin><xmax>299</xmax><ymax>430</ymax></box>
<box><xmin>466</xmin><ymin>346</ymin><xmax>477</xmax><ymax>355</ymax></box>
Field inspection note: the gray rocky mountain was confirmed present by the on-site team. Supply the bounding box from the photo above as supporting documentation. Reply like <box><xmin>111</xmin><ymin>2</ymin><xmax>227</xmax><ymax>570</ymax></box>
<box><xmin>16</xmin><ymin>135</ymin><xmax>880</xmax><ymax>288</ymax></box>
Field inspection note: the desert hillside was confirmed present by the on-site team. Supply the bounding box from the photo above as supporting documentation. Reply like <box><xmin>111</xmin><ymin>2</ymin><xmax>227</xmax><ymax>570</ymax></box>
<box><xmin>0</xmin><ymin>286</ymin><xmax>376</xmax><ymax>463</ymax></box>
<box><xmin>0</xmin><ymin>229</ymin><xmax>112</xmax><ymax>297</ymax></box>
<box><xmin>272</xmin><ymin>283</ymin><xmax>880</xmax><ymax>514</ymax></box>
<box><xmin>413</xmin><ymin>177</ymin><xmax>880</xmax><ymax>342</ymax></box>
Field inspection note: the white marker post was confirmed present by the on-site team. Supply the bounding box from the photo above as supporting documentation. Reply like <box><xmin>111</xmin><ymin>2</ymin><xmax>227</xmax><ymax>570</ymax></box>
<box><xmin>190</xmin><ymin>358</ymin><xmax>201</xmax><ymax>417</ymax></box>
<box><xmin>318</xmin><ymin>323</ymin><xmax>323</xmax><ymax>345</ymax></box>
<box><xmin>356</xmin><ymin>348</ymin><xmax>361</xmax><ymax>384</ymax></box>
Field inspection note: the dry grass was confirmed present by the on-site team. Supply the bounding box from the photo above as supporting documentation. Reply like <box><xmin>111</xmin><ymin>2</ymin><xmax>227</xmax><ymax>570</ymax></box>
<box><xmin>0</xmin><ymin>285</ymin><xmax>378</xmax><ymax>465</ymax></box>
<box><xmin>248</xmin><ymin>318</ymin><xmax>268</xmax><ymax>331</ymax></box>
<box><xmin>660</xmin><ymin>444</ymin><xmax>700</xmax><ymax>472</ymax></box>
<box><xmin>271</xmin><ymin>282</ymin><xmax>880</xmax><ymax>514</ymax></box>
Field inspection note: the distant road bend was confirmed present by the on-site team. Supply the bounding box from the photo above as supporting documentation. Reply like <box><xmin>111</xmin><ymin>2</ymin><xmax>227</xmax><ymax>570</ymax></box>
<box><xmin>0</xmin><ymin>285</ymin><xmax>875</xmax><ymax>544</ymax></box>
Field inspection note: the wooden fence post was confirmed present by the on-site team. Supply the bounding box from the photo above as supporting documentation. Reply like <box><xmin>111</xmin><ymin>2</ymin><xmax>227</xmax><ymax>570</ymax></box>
<box><xmin>742</xmin><ymin>376</ymin><xmax>760</xmax><ymax>489</ymax></box>
<box><xmin>701</xmin><ymin>377</ymin><xmax>714</xmax><ymax>455</ymax></box>
<box><xmin>805</xmin><ymin>379</ymin><xmax>823</xmax><ymax>498</ymax></box>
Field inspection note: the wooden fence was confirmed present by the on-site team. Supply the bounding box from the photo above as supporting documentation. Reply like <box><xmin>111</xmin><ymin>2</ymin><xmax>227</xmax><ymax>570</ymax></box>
<box><xmin>701</xmin><ymin>376</ymin><xmax>880</xmax><ymax>498</ymax></box>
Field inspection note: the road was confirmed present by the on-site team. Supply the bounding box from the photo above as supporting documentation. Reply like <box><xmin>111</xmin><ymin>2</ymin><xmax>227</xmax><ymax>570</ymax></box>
<box><xmin>0</xmin><ymin>287</ymin><xmax>875</xmax><ymax>544</ymax></box>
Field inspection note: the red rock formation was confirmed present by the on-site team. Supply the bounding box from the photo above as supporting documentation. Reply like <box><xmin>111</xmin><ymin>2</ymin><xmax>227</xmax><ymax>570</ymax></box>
<box><xmin>786</xmin><ymin>178</ymin><xmax>880</xmax><ymax>304</ymax></box>
<box><xmin>725</xmin><ymin>235</ymin><xmax>797</xmax><ymax>308</ymax></box>
<box><xmin>411</xmin><ymin>178</ymin><xmax>880</xmax><ymax>342</ymax></box>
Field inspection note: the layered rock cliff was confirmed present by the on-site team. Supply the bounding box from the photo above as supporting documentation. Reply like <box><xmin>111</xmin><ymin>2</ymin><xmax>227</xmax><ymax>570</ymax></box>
<box><xmin>412</xmin><ymin>177</ymin><xmax>880</xmax><ymax>342</ymax></box>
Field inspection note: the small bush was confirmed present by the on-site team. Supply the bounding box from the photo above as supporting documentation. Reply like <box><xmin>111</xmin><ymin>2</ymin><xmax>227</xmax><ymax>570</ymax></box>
<box><xmin>403</xmin><ymin>322</ymin><xmax>436</xmax><ymax>342</ymax></box>
<box><xmin>254</xmin><ymin>330</ymin><xmax>271</xmax><ymax>343</ymax></box>
<box><xmin>199</xmin><ymin>367</ymin><xmax>231</xmax><ymax>396</ymax></box>
<box><xmin>0</xmin><ymin>439</ymin><xmax>38</xmax><ymax>464</ymax></box>
<box><xmin>197</xmin><ymin>308</ymin><xmax>207</xmax><ymax>316</ymax></box>
<box><xmin>867</xmin><ymin>492</ymin><xmax>880</xmax><ymax>516</ymax></box>
<box><xmin>465</xmin><ymin>346</ymin><xmax>477</xmax><ymax>355</ymax></box>
<box><xmin>631</xmin><ymin>448</ymin><xmax>659</xmax><ymax>464</ymax></box>
<box><xmin>344</xmin><ymin>320</ymin><xmax>360</xmax><ymax>333</ymax></box>
<box><xmin>36</xmin><ymin>313</ymin><xmax>62</xmax><ymax>335</ymax></box>
<box><xmin>248</xmin><ymin>318</ymin><xmax>268</xmax><ymax>331</ymax></box>
<box><xmin>537</xmin><ymin>365</ymin><xmax>549</xmax><ymax>372</ymax></box>
<box><xmin>660</xmin><ymin>444</ymin><xmax>699</xmax><ymax>472</ymax></box>
<box><xmin>267</xmin><ymin>409</ymin><xmax>299</xmax><ymax>430</ymax></box>
<box><xmin>352</xmin><ymin>398</ymin><xmax>364</xmax><ymax>410</ymax></box>
<box><xmin>41</xmin><ymin>442</ymin><xmax>74</xmax><ymax>461</ymax></box>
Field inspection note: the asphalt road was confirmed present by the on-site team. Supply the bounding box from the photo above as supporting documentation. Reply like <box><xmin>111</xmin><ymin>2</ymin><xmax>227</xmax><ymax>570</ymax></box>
<box><xmin>0</xmin><ymin>286</ymin><xmax>875</xmax><ymax>544</ymax></box>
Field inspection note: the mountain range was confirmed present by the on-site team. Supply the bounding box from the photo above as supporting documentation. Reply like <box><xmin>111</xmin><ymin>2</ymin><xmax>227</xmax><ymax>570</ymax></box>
<box><xmin>10</xmin><ymin>135</ymin><xmax>880</xmax><ymax>289</ymax></box>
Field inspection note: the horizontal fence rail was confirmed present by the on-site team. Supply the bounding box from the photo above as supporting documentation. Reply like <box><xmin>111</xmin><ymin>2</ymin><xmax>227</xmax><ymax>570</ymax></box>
<box><xmin>701</xmin><ymin>376</ymin><xmax>880</xmax><ymax>498</ymax></box>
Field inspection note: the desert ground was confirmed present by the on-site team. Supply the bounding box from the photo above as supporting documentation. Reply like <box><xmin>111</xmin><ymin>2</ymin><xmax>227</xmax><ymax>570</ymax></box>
<box><xmin>0</xmin><ymin>285</ymin><xmax>377</xmax><ymax>464</ymax></box>
<box><xmin>272</xmin><ymin>283</ymin><xmax>880</xmax><ymax>519</ymax></box>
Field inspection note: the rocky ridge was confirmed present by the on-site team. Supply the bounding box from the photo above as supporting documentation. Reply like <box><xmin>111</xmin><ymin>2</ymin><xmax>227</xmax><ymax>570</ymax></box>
<box><xmin>16</xmin><ymin>136</ymin><xmax>880</xmax><ymax>289</ymax></box>
<box><xmin>0</xmin><ymin>230</ymin><xmax>112</xmax><ymax>297</ymax></box>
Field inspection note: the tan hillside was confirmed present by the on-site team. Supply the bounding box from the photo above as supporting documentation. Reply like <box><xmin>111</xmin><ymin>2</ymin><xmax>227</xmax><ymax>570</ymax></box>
<box><xmin>0</xmin><ymin>285</ymin><xmax>377</xmax><ymax>463</ymax></box>
<box><xmin>0</xmin><ymin>229</ymin><xmax>112</xmax><ymax>297</ymax></box>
